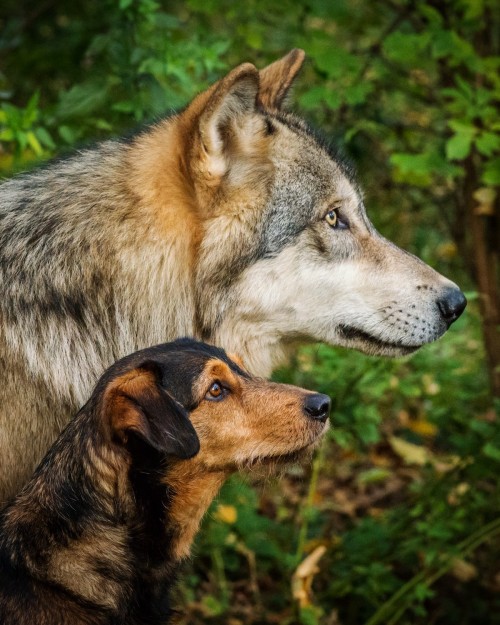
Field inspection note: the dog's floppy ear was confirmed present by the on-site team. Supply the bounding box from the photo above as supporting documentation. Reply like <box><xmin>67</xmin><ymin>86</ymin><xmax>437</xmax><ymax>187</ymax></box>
<box><xmin>258</xmin><ymin>49</ymin><xmax>305</xmax><ymax>110</ymax></box>
<box><xmin>104</xmin><ymin>362</ymin><xmax>200</xmax><ymax>459</ymax></box>
<box><xmin>197</xmin><ymin>62</ymin><xmax>260</xmax><ymax>179</ymax></box>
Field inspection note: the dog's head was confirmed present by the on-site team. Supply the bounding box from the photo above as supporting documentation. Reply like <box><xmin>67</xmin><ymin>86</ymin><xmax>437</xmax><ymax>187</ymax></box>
<box><xmin>174</xmin><ymin>50</ymin><xmax>466</xmax><ymax>374</ymax></box>
<box><xmin>100</xmin><ymin>339</ymin><xmax>329</xmax><ymax>469</ymax></box>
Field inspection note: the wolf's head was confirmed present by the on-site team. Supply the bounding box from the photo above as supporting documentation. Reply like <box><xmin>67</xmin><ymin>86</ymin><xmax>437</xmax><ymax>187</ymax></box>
<box><xmin>175</xmin><ymin>50</ymin><xmax>466</xmax><ymax>375</ymax></box>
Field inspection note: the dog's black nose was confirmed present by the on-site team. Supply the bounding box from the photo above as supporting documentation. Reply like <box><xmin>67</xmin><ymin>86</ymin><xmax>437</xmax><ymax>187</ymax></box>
<box><xmin>304</xmin><ymin>393</ymin><xmax>331</xmax><ymax>422</ymax></box>
<box><xmin>437</xmin><ymin>287</ymin><xmax>467</xmax><ymax>325</ymax></box>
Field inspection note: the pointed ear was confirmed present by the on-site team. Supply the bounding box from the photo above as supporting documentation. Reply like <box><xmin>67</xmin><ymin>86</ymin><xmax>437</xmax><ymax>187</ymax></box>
<box><xmin>104</xmin><ymin>362</ymin><xmax>200</xmax><ymax>459</ymax></box>
<box><xmin>198</xmin><ymin>62</ymin><xmax>260</xmax><ymax>179</ymax></box>
<box><xmin>258</xmin><ymin>49</ymin><xmax>305</xmax><ymax>110</ymax></box>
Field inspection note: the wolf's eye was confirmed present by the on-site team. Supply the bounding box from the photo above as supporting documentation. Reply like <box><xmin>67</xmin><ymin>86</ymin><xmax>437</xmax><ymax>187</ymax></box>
<box><xmin>325</xmin><ymin>207</ymin><xmax>348</xmax><ymax>230</ymax></box>
<box><xmin>325</xmin><ymin>209</ymin><xmax>338</xmax><ymax>228</ymax></box>
<box><xmin>206</xmin><ymin>381</ymin><xmax>225</xmax><ymax>400</ymax></box>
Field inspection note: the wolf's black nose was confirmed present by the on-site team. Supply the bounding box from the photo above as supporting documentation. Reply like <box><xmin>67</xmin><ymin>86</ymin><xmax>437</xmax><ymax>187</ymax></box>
<box><xmin>437</xmin><ymin>287</ymin><xmax>467</xmax><ymax>325</ymax></box>
<box><xmin>304</xmin><ymin>393</ymin><xmax>331</xmax><ymax>422</ymax></box>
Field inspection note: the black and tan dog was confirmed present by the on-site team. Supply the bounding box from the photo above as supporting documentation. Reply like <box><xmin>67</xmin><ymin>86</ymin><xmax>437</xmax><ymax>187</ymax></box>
<box><xmin>0</xmin><ymin>339</ymin><xmax>329</xmax><ymax>625</ymax></box>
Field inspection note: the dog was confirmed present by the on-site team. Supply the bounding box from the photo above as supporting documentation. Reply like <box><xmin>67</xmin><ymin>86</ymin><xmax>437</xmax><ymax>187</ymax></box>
<box><xmin>0</xmin><ymin>49</ymin><xmax>466</xmax><ymax>500</ymax></box>
<box><xmin>0</xmin><ymin>339</ymin><xmax>329</xmax><ymax>625</ymax></box>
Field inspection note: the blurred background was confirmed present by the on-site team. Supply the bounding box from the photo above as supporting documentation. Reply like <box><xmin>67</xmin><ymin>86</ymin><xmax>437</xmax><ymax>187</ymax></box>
<box><xmin>0</xmin><ymin>1</ymin><xmax>498</xmax><ymax>623</ymax></box>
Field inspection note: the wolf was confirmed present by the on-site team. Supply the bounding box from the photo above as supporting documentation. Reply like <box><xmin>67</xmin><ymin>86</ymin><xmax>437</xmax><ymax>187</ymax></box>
<box><xmin>0</xmin><ymin>49</ymin><xmax>465</xmax><ymax>500</ymax></box>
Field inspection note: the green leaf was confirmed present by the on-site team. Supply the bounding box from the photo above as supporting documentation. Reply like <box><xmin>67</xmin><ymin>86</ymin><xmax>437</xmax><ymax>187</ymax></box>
<box><xmin>475</xmin><ymin>131</ymin><xmax>500</xmax><ymax>157</ymax></box>
<box><xmin>432</xmin><ymin>29</ymin><xmax>475</xmax><ymax>65</ymax></box>
<box><xmin>445</xmin><ymin>132</ymin><xmax>474</xmax><ymax>161</ymax></box>
<box><xmin>0</xmin><ymin>128</ymin><xmax>14</xmax><ymax>141</ymax></box>
<box><xmin>461</xmin><ymin>0</ymin><xmax>485</xmax><ymax>20</ymax></box>
<box><xmin>448</xmin><ymin>120</ymin><xmax>476</xmax><ymax>134</ymax></box>
<box><xmin>200</xmin><ymin>595</ymin><xmax>225</xmax><ymax>616</ymax></box>
<box><xmin>483</xmin><ymin>443</ymin><xmax>500</xmax><ymax>462</ymax></box>
<box><xmin>482</xmin><ymin>157</ymin><xmax>500</xmax><ymax>185</ymax></box>
<box><xmin>57</xmin><ymin>82</ymin><xmax>110</xmax><ymax>119</ymax></box>
<box><xmin>112</xmin><ymin>101</ymin><xmax>136</xmax><ymax>114</ymax></box>
<box><xmin>311</xmin><ymin>43</ymin><xmax>360</xmax><ymax>78</ymax></box>
<box><xmin>390</xmin><ymin>152</ymin><xmax>453</xmax><ymax>185</ymax></box>
<box><xmin>325</xmin><ymin>89</ymin><xmax>343</xmax><ymax>110</ymax></box>
<box><xmin>345</xmin><ymin>82</ymin><xmax>373</xmax><ymax>106</ymax></box>
<box><xmin>382</xmin><ymin>32</ymin><xmax>431</xmax><ymax>65</ymax></box>
<box><xmin>35</xmin><ymin>127</ymin><xmax>56</xmax><ymax>150</ymax></box>
<box><xmin>357</xmin><ymin>468</ymin><xmax>392</xmax><ymax>485</ymax></box>
<box><xmin>418</xmin><ymin>4</ymin><xmax>444</xmax><ymax>25</ymax></box>
<box><xmin>58</xmin><ymin>125</ymin><xmax>77</xmax><ymax>144</ymax></box>
<box><xmin>299</xmin><ymin>605</ymin><xmax>323</xmax><ymax>625</ymax></box>
<box><xmin>414</xmin><ymin>582</ymin><xmax>435</xmax><ymax>601</ymax></box>
<box><xmin>298</xmin><ymin>86</ymin><xmax>329</xmax><ymax>109</ymax></box>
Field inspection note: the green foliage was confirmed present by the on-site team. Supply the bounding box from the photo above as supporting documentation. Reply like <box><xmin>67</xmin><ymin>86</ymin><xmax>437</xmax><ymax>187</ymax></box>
<box><xmin>180</xmin><ymin>305</ymin><xmax>496</xmax><ymax>624</ymax></box>
<box><xmin>0</xmin><ymin>1</ymin><xmax>498</xmax><ymax>623</ymax></box>
<box><xmin>0</xmin><ymin>93</ymin><xmax>54</xmax><ymax>168</ymax></box>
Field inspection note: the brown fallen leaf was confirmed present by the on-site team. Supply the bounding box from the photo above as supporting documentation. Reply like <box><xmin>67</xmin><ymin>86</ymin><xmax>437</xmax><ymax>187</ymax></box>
<box><xmin>450</xmin><ymin>557</ymin><xmax>478</xmax><ymax>582</ymax></box>
<box><xmin>292</xmin><ymin>545</ymin><xmax>327</xmax><ymax>608</ymax></box>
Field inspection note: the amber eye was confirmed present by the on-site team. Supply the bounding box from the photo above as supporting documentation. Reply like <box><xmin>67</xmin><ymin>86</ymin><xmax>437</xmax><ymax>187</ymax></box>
<box><xmin>325</xmin><ymin>208</ymin><xmax>338</xmax><ymax>228</ymax></box>
<box><xmin>325</xmin><ymin>207</ymin><xmax>349</xmax><ymax>230</ymax></box>
<box><xmin>206</xmin><ymin>381</ymin><xmax>224</xmax><ymax>400</ymax></box>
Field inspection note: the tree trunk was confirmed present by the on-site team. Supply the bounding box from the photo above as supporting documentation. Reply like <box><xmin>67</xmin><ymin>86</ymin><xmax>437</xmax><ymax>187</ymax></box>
<box><xmin>463</xmin><ymin>155</ymin><xmax>500</xmax><ymax>398</ymax></box>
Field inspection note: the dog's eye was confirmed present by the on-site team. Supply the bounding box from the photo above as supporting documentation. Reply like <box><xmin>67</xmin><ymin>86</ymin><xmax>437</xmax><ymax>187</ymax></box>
<box><xmin>206</xmin><ymin>381</ymin><xmax>225</xmax><ymax>401</ymax></box>
<box><xmin>325</xmin><ymin>208</ymin><xmax>348</xmax><ymax>230</ymax></box>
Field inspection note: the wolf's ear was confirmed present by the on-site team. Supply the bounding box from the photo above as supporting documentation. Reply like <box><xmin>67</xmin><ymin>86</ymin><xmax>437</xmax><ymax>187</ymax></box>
<box><xmin>104</xmin><ymin>362</ymin><xmax>200</xmax><ymax>459</ymax></box>
<box><xmin>258</xmin><ymin>49</ymin><xmax>305</xmax><ymax>110</ymax></box>
<box><xmin>197</xmin><ymin>63</ymin><xmax>260</xmax><ymax>179</ymax></box>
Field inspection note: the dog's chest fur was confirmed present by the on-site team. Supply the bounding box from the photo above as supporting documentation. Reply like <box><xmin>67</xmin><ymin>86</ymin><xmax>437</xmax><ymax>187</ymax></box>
<box><xmin>0</xmin><ymin>423</ymin><xmax>181</xmax><ymax>625</ymax></box>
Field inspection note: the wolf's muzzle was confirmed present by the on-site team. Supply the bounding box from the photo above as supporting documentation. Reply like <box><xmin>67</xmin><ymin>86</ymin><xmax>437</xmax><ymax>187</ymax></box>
<box><xmin>437</xmin><ymin>287</ymin><xmax>467</xmax><ymax>326</ymax></box>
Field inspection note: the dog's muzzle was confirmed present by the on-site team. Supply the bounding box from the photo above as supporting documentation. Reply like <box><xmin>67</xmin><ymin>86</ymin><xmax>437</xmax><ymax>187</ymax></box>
<box><xmin>303</xmin><ymin>393</ymin><xmax>331</xmax><ymax>423</ymax></box>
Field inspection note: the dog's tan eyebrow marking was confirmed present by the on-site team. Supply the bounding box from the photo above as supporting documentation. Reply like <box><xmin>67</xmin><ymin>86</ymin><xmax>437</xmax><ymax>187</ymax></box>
<box><xmin>193</xmin><ymin>359</ymin><xmax>239</xmax><ymax>399</ymax></box>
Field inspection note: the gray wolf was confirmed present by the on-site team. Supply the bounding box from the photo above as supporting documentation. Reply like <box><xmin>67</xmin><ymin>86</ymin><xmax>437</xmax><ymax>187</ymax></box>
<box><xmin>0</xmin><ymin>339</ymin><xmax>329</xmax><ymax>625</ymax></box>
<box><xmin>0</xmin><ymin>49</ymin><xmax>465</xmax><ymax>500</ymax></box>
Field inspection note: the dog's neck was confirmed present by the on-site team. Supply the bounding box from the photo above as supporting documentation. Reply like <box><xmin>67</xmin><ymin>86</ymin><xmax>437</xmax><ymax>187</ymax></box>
<box><xmin>163</xmin><ymin>461</ymin><xmax>227</xmax><ymax>560</ymax></box>
<box><xmin>0</xmin><ymin>413</ymin><xmax>229</xmax><ymax>624</ymax></box>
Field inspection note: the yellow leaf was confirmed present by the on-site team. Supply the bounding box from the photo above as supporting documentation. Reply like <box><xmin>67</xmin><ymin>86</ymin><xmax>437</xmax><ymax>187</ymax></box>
<box><xmin>436</xmin><ymin>242</ymin><xmax>458</xmax><ymax>260</ymax></box>
<box><xmin>407</xmin><ymin>419</ymin><xmax>438</xmax><ymax>437</ymax></box>
<box><xmin>214</xmin><ymin>504</ymin><xmax>237</xmax><ymax>524</ymax></box>
<box><xmin>389</xmin><ymin>436</ymin><xmax>430</xmax><ymax>465</ymax></box>
<box><xmin>0</xmin><ymin>153</ymin><xmax>13</xmax><ymax>171</ymax></box>
<box><xmin>292</xmin><ymin>545</ymin><xmax>327</xmax><ymax>608</ymax></box>
<box><xmin>473</xmin><ymin>187</ymin><xmax>496</xmax><ymax>216</ymax></box>
<box><xmin>422</xmin><ymin>373</ymin><xmax>440</xmax><ymax>395</ymax></box>
<box><xmin>447</xmin><ymin>482</ymin><xmax>470</xmax><ymax>505</ymax></box>
<box><xmin>26</xmin><ymin>131</ymin><xmax>43</xmax><ymax>156</ymax></box>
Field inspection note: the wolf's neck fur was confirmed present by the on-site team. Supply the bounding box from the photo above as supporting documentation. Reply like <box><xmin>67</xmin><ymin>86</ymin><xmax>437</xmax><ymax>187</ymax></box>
<box><xmin>0</xmin><ymin>116</ymin><xmax>282</xmax><ymax>502</ymax></box>
<box><xmin>214</xmin><ymin>317</ymin><xmax>293</xmax><ymax>378</ymax></box>
<box><xmin>0</xmin><ymin>412</ymin><xmax>228</xmax><ymax>623</ymax></box>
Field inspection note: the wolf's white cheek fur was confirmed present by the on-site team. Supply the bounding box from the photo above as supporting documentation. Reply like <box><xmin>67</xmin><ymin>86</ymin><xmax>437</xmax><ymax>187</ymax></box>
<box><xmin>215</xmin><ymin>238</ymin><xmax>460</xmax><ymax>374</ymax></box>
